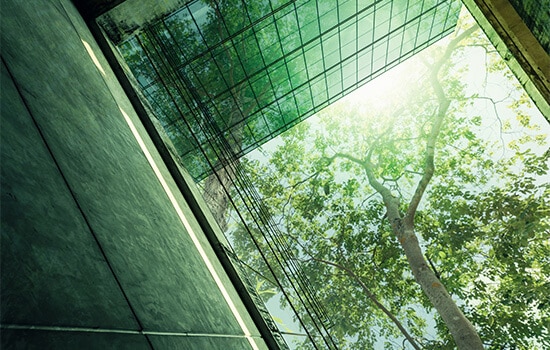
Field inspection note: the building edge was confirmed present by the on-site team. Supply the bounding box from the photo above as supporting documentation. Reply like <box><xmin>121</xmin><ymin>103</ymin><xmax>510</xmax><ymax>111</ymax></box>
<box><xmin>462</xmin><ymin>0</ymin><xmax>550</xmax><ymax>121</ymax></box>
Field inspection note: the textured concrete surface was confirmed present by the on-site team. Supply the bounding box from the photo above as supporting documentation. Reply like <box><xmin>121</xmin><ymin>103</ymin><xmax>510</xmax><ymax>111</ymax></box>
<box><xmin>0</xmin><ymin>0</ymin><xmax>267</xmax><ymax>348</ymax></box>
<box><xmin>0</xmin><ymin>59</ymin><xmax>138</xmax><ymax>330</ymax></box>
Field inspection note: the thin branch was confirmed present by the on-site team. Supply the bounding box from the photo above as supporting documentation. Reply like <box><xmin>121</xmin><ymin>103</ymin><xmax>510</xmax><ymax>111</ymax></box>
<box><xmin>311</xmin><ymin>257</ymin><xmax>422</xmax><ymax>350</ymax></box>
<box><xmin>427</xmin><ymin>24</ymin><xmax>479</xmax><ymax>73</ymax></box>
<box><xmin>404</xmin><ymin>169</ymin><xmax>424</xmax><ymax>176</ymax></box>
<box><xmin>331</xmin><ymin>152</ymin><xmax>391</xmax><ymax>200</ymax></box>
<box><xmin>359</xmin><ymin>191</ymin><xmax>380</xmax><ymax>210</ymax></box>
<box><xmin>425</xmin><ymin>254</ymin><xmax>442</xmax><ymax>280</ymax></box>
<box><xmin>381</xmin><ymin>172</ymin><xmax>405</xmax><ymax>183</ymax></box>
<box><xmin>281</xmin><ymin>229</ymin><xmax>420</xmax><ymax>348</ymax></box>
<box><xmin>468</xmin><ymin>95</ymin><xmax>507</xmax><ymax>154</ymax></box>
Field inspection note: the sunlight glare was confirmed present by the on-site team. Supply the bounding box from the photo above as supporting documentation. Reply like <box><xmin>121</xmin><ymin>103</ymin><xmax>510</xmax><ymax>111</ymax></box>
<box><xmin>341</xmin><ymin>55</ymin><xmax>428</xmax><ymax>112</ymax></box>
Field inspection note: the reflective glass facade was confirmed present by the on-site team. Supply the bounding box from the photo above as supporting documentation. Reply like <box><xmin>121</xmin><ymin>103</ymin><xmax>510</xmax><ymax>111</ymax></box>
<box><xmin>115</xmin><ymin>0</ymin><xmax>461</xmax><ymax>179</ymax></box>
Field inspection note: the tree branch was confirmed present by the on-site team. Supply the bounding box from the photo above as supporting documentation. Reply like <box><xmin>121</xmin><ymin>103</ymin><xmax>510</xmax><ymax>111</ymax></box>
<box><xmin>332</xmin><ymin>152</ymin><xmax>392</xmax><ymax>199</ymax></box>
<box><xmin>428</xmin><ymin>24</ymin><xmax>479</xmax><ymax>74</ymax></box>
<box><xmin>282</xmin><ymin>229</ymin><xmax>420</xmax><ymax>348</ymax></box>
<box><xmin>310</xmin><ymin>257</ymin><xmax>422</xmax><ymax>350</ymax></box>
<box><xmin>404</xmin><ymin>76</ymin><xmax>448</xmax><ymax>225</ymax></box>
<box><xmin>404</xmin><ymin>25</ymin><xmax>479</xmax><ymax>225</ymax></box>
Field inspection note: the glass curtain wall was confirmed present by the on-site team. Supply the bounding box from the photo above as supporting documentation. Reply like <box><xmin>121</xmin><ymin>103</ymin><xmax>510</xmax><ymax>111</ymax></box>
<box><xmin>116</xmin><ymin>0</ymin><xmax>461</xmax><ymax>180</ymax></box>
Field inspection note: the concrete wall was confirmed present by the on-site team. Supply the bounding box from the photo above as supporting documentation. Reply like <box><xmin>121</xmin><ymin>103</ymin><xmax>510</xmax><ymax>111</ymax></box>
<box><xmin>0</xmin><ymin>1</ymin><xmax>267</xmax><ymax>349</ymax></box>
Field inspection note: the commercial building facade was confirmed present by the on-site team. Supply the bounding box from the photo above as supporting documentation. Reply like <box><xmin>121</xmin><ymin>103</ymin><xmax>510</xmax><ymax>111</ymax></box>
<box><xmin>99</xmin><ymin>0</ymin><xmax>463</xmax><ymax>179</ymax></box>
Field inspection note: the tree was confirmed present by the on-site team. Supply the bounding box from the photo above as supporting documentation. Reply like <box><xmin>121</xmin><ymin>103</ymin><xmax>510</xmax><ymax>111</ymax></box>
<box><xmin>230</xmin><ymin>16</ymin><xmax>550</xmax><ymax>350</ymax></box>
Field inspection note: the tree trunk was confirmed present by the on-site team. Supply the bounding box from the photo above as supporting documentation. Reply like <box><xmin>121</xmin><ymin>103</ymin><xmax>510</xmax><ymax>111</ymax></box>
<box><xmin>364</xmin><ymin>166</ymin><xmax>483</xmax><ymax>348</ymax></box>
<box><xmin>388</xmin><ymin>211</ymin><xmax>484</xmax><ymax>349</ymax></box>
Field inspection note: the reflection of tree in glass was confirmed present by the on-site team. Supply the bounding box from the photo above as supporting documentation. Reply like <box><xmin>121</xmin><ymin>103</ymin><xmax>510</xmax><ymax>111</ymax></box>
<box><xmin>118</xmin><ymin>0</ymin><xmax>314</xmax><ymax>230</ymax></box>
<box><xmin>120</xmin><ymin>1</ymin><xmax>303</xmax><ymax>172</ymax></box>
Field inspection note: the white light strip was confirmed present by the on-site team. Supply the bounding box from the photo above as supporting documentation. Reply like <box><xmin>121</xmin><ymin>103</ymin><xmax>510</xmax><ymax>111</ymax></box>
<box><xmin>119</xmin><ymin>107</ymin><xmax>260</xmax><ymax>350</ymax></box>
<box><xmin>81</xmin><ymin>39</ymin><xmax>106</xmax><ymax>76</ymax></box>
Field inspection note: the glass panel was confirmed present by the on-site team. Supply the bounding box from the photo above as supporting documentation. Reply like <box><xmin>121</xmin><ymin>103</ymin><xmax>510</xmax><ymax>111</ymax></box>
<box><xmin>374</xmin><ymin>16</ymin><xmax>391</xmax><ymax>42</ymax></box>
<box><xmin>242</xmin><ymin>123</ymin><xmax>258</xmax><ymax>151</ymax></box>
<box><xmin>391</xmin><ymin>0</ymin><xmax>409</xmax><ymax>22</ymax></box>
<box><xmin>338</xmin><ymin>0</ymin><xmax>357</xmax><ymax>22</ymax></box>
<box><xmin>188</xmin><ymin>1</ymin><xmax>211</xmax><ymax>28</ymax></box>
<box><xmin>265</xmin><ymin>109</ymin><xmax>286</xmax><ymax>134</ymax></box>
<box><xmin>312</xmin><ymin>90</ymin><xmax>328</xmax><ymax>108</ymax></box>
<box><xmin>277</xmin><ymin>11</ymin><xmax>301</xmax><ymax>55</ymax></box>
<box><xmin>372</xmin><ymin>40</ymin><xmax>387</xmax><ymax>67</ymax></box>
<box><xmin>270</xmin><ymin>63</ymin><xmax>291</xmax><ymax>96</ymax></box>
<box><xmin>326</xmin><ymin>68</ymin><xmax>342</xmax><ymax>99</ymax></box>
<box><xmin>248</xmin><ymin>113</ymin><xmax>269</xmax><ymax>139</ymax></box>
<box><xmin>114</xmin><ymin>0</ymin><xmax>462</xmax><ymax>180</ymax></box>
<box><xmin>280</xmin><ymin>95</ymin><xmax>299</xmax><ymax>124</ymax></box>
<box><xmin>416</xmin><ymin>16</ymin><xmax>432</xmax><ymax>45</ymax></box>
<box><xmin>214</xmin><ymin>44</ymin><xmax>246</xmax><ymax>86</ymax></box>
<box><xmin>340</xmin><ymin>22</ymin><xmax>357</xmax><ymax>59</ymax></box>
<box><xmin>296</xmin><ymin>1</ymin><xmax>320</xmax><ymax>43</ymax></box>
<box><xmin>257</xmin><ymin>18</ymin><xmax>280</xmax><ymax>50</ymax></box>
<box><xmin>341</xmin><ymin>59</ymin><xmax>356</xmax><ymax>91</ymax></box>
<box><xmin>304</xmin><ymin>39</ymin><xmax>323</xmax><ymax>77</ymax></box>
<box><xmin>401</xmin><ymin>18</ymin><xmax>419</xmax><ymax>54</ymax></box>
<box><xmin>235</xmin><ymin>32</ymin><xmax>263</xmax><ymax>75</ymax></box>
<box><xmin>310</xmin><ymin>73</ymin><xmax>328</xmax><ymax>108</ymax></box>
<box><xmin>270</xmin><ymin>0</ymin><xmax>294</xmax><ymax>11</ymax></box>
<box><xmin>287</xmin><ymin>51</ymin><xmax>307</xmax><ymax>86</ymax></box>
<box><xmin>407</xmin><ymin>0</ymin><xmax>424</xmax><ymax>21</ymax></box>
<box><xmin>387</xmin><ymin>29</ymin><xmax>404</xmax><ymax>62</ymax></box>
<box><xmin>319</xmin><ymin>4</ymin><xmax>338</xmax><ymax>32</ymax></box>
<box><xmin>164</xmin><ymin>8</ymin><xmax>206</xmax><ymax>57</ymax></box>
<box><xmin>374</xmin><ymin>1</ymin><xmax>392</xmax><ymax>24</ymax></box>
<box><xmin>357</xmin><ymin>11</ymin><xmax>374</xmax><ymax>48</ymax></box>
<box><xmin>309</xmin><ymin>76</ymin><xmax>326</xmax><ymax>100</ymax></box>
<box><xmin>217</xmin><ymin>1</ymin><xmax>250</xmax><ymax>36</ymax></box>
<box><xmin>322</xmin><ymin>33</ymin><xmax>340</xmax><ymax>68</ymax></box>
<box><xmin>189</xmin><ymin>1</ymin><xmax>223</xmax><ymax>44</ymax></box>
<box><xmin>251</xmin><ymin>77</ymin><xmax>272</xmax><ymax>109</ymax></box>
<box><xmin>357</xmin><ymin>49</ymin><xmax>373</xmax><ymax>81</ymax></box>
<box><xmin>240</xmin><ymin>83</ymin><xmax>260</xmax><ymax>116</ymax></box>
<box><xmin>294</xmin><ymin>85</ymin><xmax>313</xmax><ymax>115</ymax></box>
<box><xmin>257</xmin><ymin>19</ymin><xmax>284</xmax><ymax>66</ymax></box>
<box><xmin>245</xmin><ymin>1</ymin><xmax>272</xmax><ymax>23</ymax></box>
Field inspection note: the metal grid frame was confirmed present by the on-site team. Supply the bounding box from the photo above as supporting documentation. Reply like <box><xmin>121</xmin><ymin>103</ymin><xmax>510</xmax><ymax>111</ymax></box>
<box><xmin>118</xmin><ymin>0</ymin><xmax>461</xmax><ymax>179</ymax></box>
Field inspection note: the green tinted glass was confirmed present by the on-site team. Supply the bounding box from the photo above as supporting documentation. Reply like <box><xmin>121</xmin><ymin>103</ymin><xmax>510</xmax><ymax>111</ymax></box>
<box><xmin>117</xmin><ymin>0</ymin><xmax>461</xmax><ymax>180</ymax></box>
